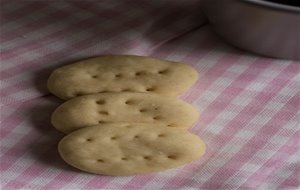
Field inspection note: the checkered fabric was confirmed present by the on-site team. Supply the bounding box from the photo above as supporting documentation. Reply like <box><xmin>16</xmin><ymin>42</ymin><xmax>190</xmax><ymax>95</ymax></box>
<box><xmin>1</xmin><ymin>1</ymin><xmax>299</xmax><ymax>189</ymax></box>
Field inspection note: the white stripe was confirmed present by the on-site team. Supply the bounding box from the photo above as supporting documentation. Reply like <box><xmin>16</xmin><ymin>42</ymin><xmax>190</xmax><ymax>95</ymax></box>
<box><xmin>1</xmin><ymin>32</ymin><xmax>143</xmax><ymax>98</ymax></box>
<box><xmin>61</xmin><ymin>175</ymin><xmax>97</xmax><ymax>190</ymax></box>
<box><xmin>245</xmin><ymin>82</ymin><xmax>266</xmax><ymax>92</ymax></box>
<box><xmin>0</xmin><ymin>127</ymin><xmax>63</xmax><ymax>186</ymax></box>
<box><xmin>28</xmin><ymin>176</ymin><xmax>55</xmax><ymax>188</ymax></box>
<box><xmin>0</xmin><ymin>121</ymin><xmax>29</xmax><ymax>156</ymax></box>
<box><xmin>191</xmin><ymin>65</ymin><xmax>296</xmax><ymax>183</ymax></box>
<box><xmin>1</xmin><ymin>2</ymin><xmax>72</xmax><ymax>34</ymax></box>
<box><xmin>240</xmin><ymin>163</ymin><xmax>262</xmax><ymax>173</ymax></box>
<box><xmin>142</xmin><ymin>170</ymin><xmax>183</xmax><ymax>190</ymax></box>
<box><xmin>235</xmin><ymin>130</ymin><xmax>256</xmax><ymax>139</ymax></box>
<box><xmin>101</xmin><ymin>177</ymin><xmax>134</xmax><ymax>189</ymax></box>
<box><xmin>252</xmin><ymin>153</ymin><xmax>299</xmax><ymax>189</ymax></box>
<box><xmin>1</xmin><ymin>16</ymin><xmax>142</xmax><ymax>71</ymax></box>
<box><xmin>2</xmin><ymin>9</ymin><xmax>97</xmax><ymax>51</ymax></box>
<box><xmin>223</xmin><ymin>115</ymin><xmax>299</xmax><ymax>189</ymax></box>
<box><xmin>217</xmin><ymin>111</ymin><xmax>239</xmax><ymax>121</ymax></box>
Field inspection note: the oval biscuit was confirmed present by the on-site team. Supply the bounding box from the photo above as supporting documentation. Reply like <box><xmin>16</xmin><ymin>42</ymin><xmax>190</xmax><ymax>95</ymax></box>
<box><xmin>58</xmin><ymin>124</ymin><xmax>206</xmax><ymax>176</ymax></box>
<box><xmin>47</xmin><ymin>55</ymin><xmax>198</xmax><ymax>99</ymax></box>
<box><xmin>51</xmin><ymin>92</ymin><xmax>199</xmax><ymax>133</ymax></box>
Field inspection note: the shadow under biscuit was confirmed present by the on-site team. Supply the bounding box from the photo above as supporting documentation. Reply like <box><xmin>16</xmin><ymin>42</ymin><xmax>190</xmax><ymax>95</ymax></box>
<box><xmin>27</xmin><ymin>97</ymin><xmax>79</xmax><ymax>172</ymax></box>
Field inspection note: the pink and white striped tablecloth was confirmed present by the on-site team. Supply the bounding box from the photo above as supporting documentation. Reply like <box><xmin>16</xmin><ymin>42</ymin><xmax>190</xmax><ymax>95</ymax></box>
<box><xmin>1</xmin><ymin>1</ymin><xmax>299</xmax><ymax>189</ymax></box>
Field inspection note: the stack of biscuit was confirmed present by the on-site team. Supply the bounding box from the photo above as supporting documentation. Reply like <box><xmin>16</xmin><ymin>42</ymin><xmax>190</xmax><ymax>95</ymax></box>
<box><xmin>47</xmin><ymin>55</ymin><xmax>206</xmax><ymax>176</ymax></box>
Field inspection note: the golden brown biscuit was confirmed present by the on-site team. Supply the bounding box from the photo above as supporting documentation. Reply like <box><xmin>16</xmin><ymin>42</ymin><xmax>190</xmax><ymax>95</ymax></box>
<box><xmin>58</xmin><ymin>124</ymin><xmax>206</xmax><ymax>176</ymax></box>
<box><xmin>51</xmin><ymin>92</ymin><xmax>199</xmax><ymax>133</ymax></box>
<box><xmin>47</xmin><ymin>55</ymin><xmax>198</xmax><ymax>99</ymax></box>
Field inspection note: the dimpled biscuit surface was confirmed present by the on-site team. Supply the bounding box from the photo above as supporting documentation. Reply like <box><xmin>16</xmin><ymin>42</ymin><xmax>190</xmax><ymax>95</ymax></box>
<box><xmin>51</xmin><ymin>92</ymin><xmax>200</xmax><ymax>133</ymax></box>
<box><xmin>58</xmin><ymin>124</ymin><xmax>206</xmax><ymax>176</ymax></box>
<box><xmin>47</xmin><ymin>55</ymin><xmax>198</xmax><ymax>99</ymax></box>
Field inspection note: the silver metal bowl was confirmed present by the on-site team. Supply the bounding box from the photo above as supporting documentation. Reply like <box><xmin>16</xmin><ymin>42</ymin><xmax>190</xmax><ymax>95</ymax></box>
<box><xmin>202</xmin><ymin>0</ymin><xmax>300</xmax><ymax>60</ymax></box>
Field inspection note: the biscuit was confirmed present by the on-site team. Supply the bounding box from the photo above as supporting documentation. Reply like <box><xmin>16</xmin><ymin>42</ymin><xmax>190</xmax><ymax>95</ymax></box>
<box><xmin>47</xmin><ymin>55</ymin><xmax>198</xmax><ymax>99</ymax></box>
<box><xmin>51</xmin><ymin>92</ymin><xmax>199</xmax><ymax>133</ymax></box>
<box><xmin>58</xmin><ymin>124</ymin><xmax>206</xmax><ymax>176</ymax></box>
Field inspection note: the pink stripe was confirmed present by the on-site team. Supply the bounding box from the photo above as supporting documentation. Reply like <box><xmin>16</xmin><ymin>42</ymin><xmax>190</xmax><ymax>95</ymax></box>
<box><xmin>277</xmin><ymin>168</ymin><xmax>300</xmax><ymax>189</ymax></box>
<box><xmin>2</xmin><ymin>181</ymin><xmax>28</xmax><ymax>190</ymax></box>
<box><xmin>2</xmin><ymin>115</ymin><xmax>70</xmax><ymax>189</ymax></box>
<box><xmin>1</xmin><ymin>126</ymin><xmax>63</xmax><ymax>187</ymax></box>
<box><xmin>0</xmin><ymin>80</ymin><xmax>33</xmax><ymax>97</ymax></box>
<box><xmin>0</xmin><ymin>129</ymin><xmax>40</xmax><ymax>172</ymax></box>
<box><xmin>224</xmin><ymin>132</ymin><xmax>300</xmax><ymax>189</ymax></box>
<box><xmin>1</xmin><ymin>97</ymin><xmax>53</xmax><ymax>141</ymax></box>
<box><xmin>185</xmin><ymin>54</ymin><xmax>246</xmax><ymax>102</ymax></box>
<box><xmin>1</xmin><ymin>120</ymin><xmax>66</xmax><ymax>189</ymax></box>
<box><xmin>0</xmin><ymin>70</ymin><xmax>11</xmax><ymax>81</ymax></box>
<box><xmin>3</xmin><ymin>13</ymin><xmax>204</xmax><ymax>105</ymax></box>
<box><xmin>1</xmin><ymin>0</ymin><xmax>149</xmax><ymax>61</ymax></box>
<box><xmin>1</xmin><ymin>1</ymin><xmax>125</xmax><ymax>46</ymax></box>
<box><xmin>0</xmin><ymin>2</ymin><xmax>49</xmax><ymax>43</ymax></box>
<box><xmin>197</xmin><ymin>63</ymin><xmax>297</xmax><ymax>129</ymax></box>
<box><xmin>0</xmin><ymin>39</ymin><xmax>145</xmax><ymax>105</ymax></box>
<box><xmin>40</xmin><ymin>172</ymin><xmax>78</xmax><ymax>190</ymax></box>
<box><xmin>0</xmin><ymin>36</ymin><xmax>149</xmax><ymax>105</ymax></box>
<box><xmin>0</xmin><ymin>6</ymin><xmax>150</xmax><ymax>78</ymax></box>
<box><xmin>120</xmin><ymin>175</ymin><xmax>155</xmax><ymax>190</ymax></box>
<box><xmin>1</xmin><ymin>108</ymin><xmax>24</xmax><ymax>139</ymax></box>
<box><xmin>0</xmin><ymin>8</ymin><xmax>203</xmax><ymax>106</ymax></box>
<box><xmin>201</xmin><ymin>90</ymin><xmax>300</xmax><ymax>189</ymax></box>
<box><xmin>165</xmin><ymin>62</ymin><xmax>296</xmax><ymax>189</ymax></box>
<box><xmin>80</xmin><ymin>177</ymin><xmax>112</xmax><ymax>190</ymax></box>
<box><xmin>3</xmin><ymin>161</ymin><xmax>49</xmax><ymax>189</ymax></box>
<box><xmin>1</xmin><ymin>7</ymin><xmax>72</xmax><ymax>43</ymax></box>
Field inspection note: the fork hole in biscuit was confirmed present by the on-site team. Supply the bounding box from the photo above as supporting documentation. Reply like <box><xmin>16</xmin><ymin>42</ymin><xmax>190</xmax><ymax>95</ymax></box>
<box><xmin>92</xmin><ymin>75</ymin><xmax>98</xmax><ymax>78</ymax></box>
<box><xmin>115</xmin><ymin>74</ymin><xmax>122</xmax><ymax>78</ymax></box>
<box><xmin>111</xmin><ymin>136</ymin><xmax>118</xmax><ymax>140</ymax></box>
<box><xmin>74</xmin><ymin>92</ymin><xmax>84</xmax><ymax>96</ymax></box>
<box><xmin>98</xmin><ymin>111</ymin><xmax>109</xmax><ymax>115</ymax></box>
<box><xmin>125</xmin><ymin>100</ymin><xmax>134</xmax><ymax>105</ymax></box>
<box><xmin>97</xmin><ymin>159</ymin><xmax>104</xmax><ymax>163</ymax></box>
<box><xmin>139</xmin><ymin>108</ymin><xmax>147</xmax><ymax>113</ymax></box>
<box><xmin>146</xmin><ymin>87</ymin><xmax>155</xmax><ymax>92</ymax></box>
<box><xmin>98</xmin><ymin>120</ymin><xmax>106</xmax><ymax>124</ymax></box>
<box><xmin>121</xmin><ymin>157</ymin><xmax>128</xmax><ymax>161</ymax></box>
<box><xmin>167</xmin><ymin>155</ymin><xmax>177</xmax><ymax>159</ymax></box>
<box><xmin>135</xmin><ymin>71</ymin><xmax>144</xmax><ymax>76</ymax></box>
<box><xmin>143</xmin><ymin>156</ymin><xmax>151</xmax><ymax>160</ymax></box>
<box><xmin>158</xmin><ymin>69</ymin><xmax>169</xmax><ymax>74</ymax></box>
<box><xmin>134</xmin><ymin>135</ymin><xmax>139</xmax><ymax>139</ymax></box>
<box><xmin>158</xmin><ymin>134</ymin><xmax>165</xmax><ymax>137</ymax></box>
<box><xmin>96</xmin><ymin>100</ymin><xmax>105</xmax><ymax>105</ymax></box>
<box><xmin>153</xmin><ymin>116</ymin><xmax>161</xmax><ymax>120</ymax></box>
<box><xmin>86</xmin><ymin>138</ymin><xmax>93</xmax><ymax>142</ymax></box>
